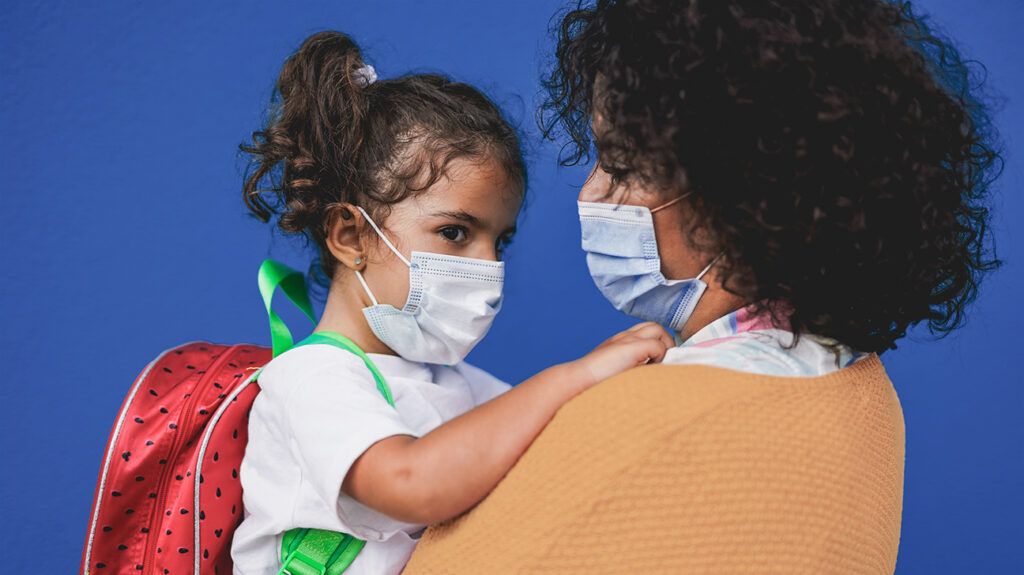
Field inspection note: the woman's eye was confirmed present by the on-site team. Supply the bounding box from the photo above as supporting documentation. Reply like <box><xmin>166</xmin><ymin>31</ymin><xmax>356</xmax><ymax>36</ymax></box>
<box><xmin>598</xmin><ymin>161</ymin><xmax>630</xmax><ymax>185</ymax></box>
<box><xmin>440</xmin><ymin>226</ymin><xmax>467</xmax><ymax>242</ymax></box>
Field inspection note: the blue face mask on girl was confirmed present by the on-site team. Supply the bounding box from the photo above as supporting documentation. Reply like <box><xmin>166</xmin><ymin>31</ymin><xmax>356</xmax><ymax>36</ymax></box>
<box><xmin>578</xmin><ymin>194</ymin><xmax>722</xmax><ymax>333</ymax></box>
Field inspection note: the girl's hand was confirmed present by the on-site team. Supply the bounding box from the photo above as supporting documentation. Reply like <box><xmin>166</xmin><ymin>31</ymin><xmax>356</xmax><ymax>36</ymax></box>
<box><xmin>569</xmin><ymin>322</ymin><xmax>674</xmax><ymax>390</ymax></box>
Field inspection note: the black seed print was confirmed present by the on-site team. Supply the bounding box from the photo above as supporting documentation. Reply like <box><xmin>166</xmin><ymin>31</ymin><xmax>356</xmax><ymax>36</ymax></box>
<box><xmin>140</xmin><ymin>527</ymin><xmax>149</xmax><ymax>533</ymax></box>
<box><xmin>174</xmin><ymin>350</ymin><xmax>183</xmax><ymax>355</ymax></box>
<box><xmin>214</xmin><ymin>528</ymin><xmax>222</xmax><ymax>538</ymax></box>
<box><xmin>136</xmin><ymin>565</ymin><xmax>143</xmax><ymax>571</ymax></box>
<box><xmin>102</xmin><ymin>526</ymin><xmax>112</xmax><ymax>532</ymax></box>
<box><xmin>149</xmin><ymin>389</ymin><xmax>158</xmax><ymax>397</ymax></box>
<box><xmin>197</xmin><ymin>370</ymin><xmax>206</xmax><ymax>375</ymax></box>
<box><xmin>159</xmin><ymin>407</ymin><xmax>168</xmax><ymax>414</ymax></box>
<box><xmin>215</xmin><ymin>487</ymin><xmax>221</xmax><ymax>497</ymax></box>
<box><xmin>134</xmin><ymin>417</ymin><xmax>144</xmax><ymax>424</ymax></box>
<box><xmin>118</xmin><ymin>544</ymin><xmax>128</xmax><ymax>551</ymax></box>
<box><xmin>186</xmin><ymin>471</ymin><xmax>191</xmax><ymax>476</ymax></box>
<box><xmin>199</xmin><ymin>346</ymin><xmax>208</xmax><ymax>351</ymax></box>
<box><xmin>183</xmin><ymin>393</ymin><xmax>191</xmax><ymax>399</ymax></box>
<box><xmin>164</xmin><ymin>570</ymin><xmax>169</xmax><ymax>574</ymax></box>
<box><xmin>148</xmin><ymin>493</ymin><xmax>157</xmax><ymax>499</ymax></box>
<box><xmin>125</xmin><ymin>508</ymin><xmax>134</xmax><ymax>514</ymax></box>
<box><xmin>231</xmin><ymin>504</ymin><xmax>236</xmax><ymax>514</ymax></box>
<box><xmin>228</xmin><ymin>362</ymin><xmax>238</xmax><ymax>368</ymax></box>
<box><xmin>156</xmin><ymin>548</ymin><xmax>161</xmax><ymax>553</ymax></box>
<box><xmin>121</xmin><ymin>451</ymin><xmax>131</xmax><ymax>461</ymax></box>
<box><xmin>168</xmin><ymin>423</ymin><xmax>177</xmax><ymax>429</ymax></box>
<box><xmin>213</xmin><ymin>382</ymin><xmax>223</xmax><ymax>389</ymax></box>
<box><xmin>165</xmin><ymin>510</ymin><xmax>171</xmax><ymax>516</ymax></box>
<box><xmin>199</xmin><ymin>409</ymin><xmax>208</xmax><ymax>415</ymax></box>
<box><xmin>232</xmin><ymin>396</ymin><xmax>238</xmax><ymax>402</ymax></box>
<box><xmin>178</xmin><ymin>547</ymin><xmax>188</xmax><ymax>554</ymax></box>
<box><xmin>231</xmin><ymin>468</ymin><xmax>238</xmax><ymax>479</ymax></box>
<box><xmin>217</xmin><ymin>393</ymin><xmax>226</xmax><ymax>399</ymax></box>
<box><xmin>232</xmin><ymin>429</ymin><xmax>238</xmax><ymax>439</ymax></box>
<box><xmin>199</xmin><ymin>510</ymin><xmax>205</xmax><ymax>520</ymax></box>
<box><xmin>213</xmin><ymin>451</ymin><xmax>219</xmax><ymax>461</ymax></box>
<box><xmin>96</xmin><ymin>563</ymin><xmax>106</xmax><ymax>568</ymax></box>
<box><xmin>162</xmin><ymin>367</ymin><xmax>172</xmax><ymax>374</ymax></box>
<box><xmin>175</xmin><ymin>474</ymin><xmax>183</xmax><ymax>481</ymax></box>
<box><xmin>199</xmin><ymin>474</ymin><xmax>204</xmax><ymax>483</ymax></box>
<box><xmin>135</xmin><ymin>475</ymin><xmax>144</xmax><ymax>481</ymax></box>
<box><xmin>158</xmin><ymin>458</ymin><xmax>167</xmax><ymax>465</ymax></box>
<box><xmin>166</xmin><ymin>529</ymin><xmax>172</xmax><ymax>535</ymax></box>
<box><xmin>111</xmin><ymin>490</ymin><xmax>121</xmax><ymax>497</ymax></box>
<box><xmin>186</xmin><ymin>365</ymin><xmax>196</xmax><ymax>370</ymax></box>
<box><xmin>234</xmin><ymin>373</ymin><xmax>243</xmax><ymax>378</ymax></box>
<box><xmin>203</xmin><ymin>549</ymin><xmax>209</xmax><ymax>559</ymax></box>
<box><xmin>180</xmin><ymin>508</ymin><xmax>189</xmax><ymax>515</ymax></box>
<box><xmin>147</xmin><ymin>440</ymin><xmax>155</xmax><ymax>446</ymax></box>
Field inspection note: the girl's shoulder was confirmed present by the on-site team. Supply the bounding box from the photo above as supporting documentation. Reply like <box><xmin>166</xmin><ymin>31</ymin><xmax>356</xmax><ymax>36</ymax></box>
<box><xmin>448</xmin><ymin>362</ymin><xmax>512</xmax><ymax>405</ymax></box>
<box><xmin>257</xmin><ymin>343</ymin><xmax>376</xmax><ymax>398</ymax></box>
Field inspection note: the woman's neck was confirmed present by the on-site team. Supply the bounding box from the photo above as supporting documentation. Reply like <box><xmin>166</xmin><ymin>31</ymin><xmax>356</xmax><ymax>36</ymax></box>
<box><xmin>315</xmin><ymin>279</ymin><xmax>397</xmax><ymax>356</ymax></box>
<box><xmin>677</xmin><ymin>277</ymin><xmax>749</xmax><ymax>342</ymax></box>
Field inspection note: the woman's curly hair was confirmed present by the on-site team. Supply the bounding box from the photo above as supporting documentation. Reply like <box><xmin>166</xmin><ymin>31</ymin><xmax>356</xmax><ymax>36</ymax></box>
<box><xmin>542</xmin><ymin>0</ymin><xmax>1003</xmax><ymax>353</ymax></box>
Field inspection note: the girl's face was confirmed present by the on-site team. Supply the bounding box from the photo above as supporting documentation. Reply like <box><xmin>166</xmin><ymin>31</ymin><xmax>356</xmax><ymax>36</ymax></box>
<box><xmin>358</xmin><ymin>156</ymin><xmax>522</xmax><ymax>310</ymax></box>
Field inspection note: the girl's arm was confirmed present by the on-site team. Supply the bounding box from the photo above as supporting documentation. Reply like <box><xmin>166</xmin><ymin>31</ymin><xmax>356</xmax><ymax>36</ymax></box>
<box><xmin>342</xmin><ymin>322</ymin><xmax>674</xmax><ymax>525</ymax></box>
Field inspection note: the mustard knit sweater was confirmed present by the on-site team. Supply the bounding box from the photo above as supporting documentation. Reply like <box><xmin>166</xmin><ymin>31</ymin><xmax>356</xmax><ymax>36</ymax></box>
<box><xmin>404</xmin><ymin>354</ymin><xmax>904</xmax><ymax>574</ymax></box>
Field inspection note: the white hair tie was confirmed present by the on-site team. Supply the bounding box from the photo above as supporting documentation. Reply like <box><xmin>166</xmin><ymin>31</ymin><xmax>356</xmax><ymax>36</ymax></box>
<box><xmin>353</xmin><ymin>64</ymin><xmax>377</xmax><ymax>87</ymax></box>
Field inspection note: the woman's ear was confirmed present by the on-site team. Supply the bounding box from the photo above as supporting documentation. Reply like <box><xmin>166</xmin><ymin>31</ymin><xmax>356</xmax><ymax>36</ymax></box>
<box><xmin>325</xmin><ymin>203</ymin><xmax>368</xmax><ymax>272</ymax></box>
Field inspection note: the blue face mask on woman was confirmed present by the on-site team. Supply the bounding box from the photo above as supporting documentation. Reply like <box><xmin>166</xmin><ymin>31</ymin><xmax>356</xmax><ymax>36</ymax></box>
<box><xmin>578</xmin><ymin>194</ymin><xmax>722</xmax><ymax>332</ymax></box>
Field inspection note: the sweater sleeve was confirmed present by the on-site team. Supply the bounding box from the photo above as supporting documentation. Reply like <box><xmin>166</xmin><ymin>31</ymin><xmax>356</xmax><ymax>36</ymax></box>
<box><xmin>404</xmin><ymin>359</ymin><xmax>904</xmax><ymax>575</ymax></box>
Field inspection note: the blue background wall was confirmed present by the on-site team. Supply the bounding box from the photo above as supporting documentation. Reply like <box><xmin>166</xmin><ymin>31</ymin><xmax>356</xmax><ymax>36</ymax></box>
<box><xmin>1</xmin><ymin>1</ymin><xmax>1020</xmax><ymax>572</ymax></box>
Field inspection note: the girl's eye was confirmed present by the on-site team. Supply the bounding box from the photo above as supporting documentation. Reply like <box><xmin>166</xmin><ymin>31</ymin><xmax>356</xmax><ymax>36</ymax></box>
<box><xmin>440</xmin><ymin>226</ymin><xmax>467</xmax><ymax>242</ymax></box>
<box><xmin>496</xmin><ymin>234</ymin><xmax>514</xmax><ymax>258</ymax></box>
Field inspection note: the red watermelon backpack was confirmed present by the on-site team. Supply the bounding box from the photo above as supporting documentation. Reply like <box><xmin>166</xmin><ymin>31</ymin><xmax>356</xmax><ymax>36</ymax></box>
<box><xmin>80</xmin><ymin>260</ymin><xmax>396</xmax><ymax>575</ymax></box>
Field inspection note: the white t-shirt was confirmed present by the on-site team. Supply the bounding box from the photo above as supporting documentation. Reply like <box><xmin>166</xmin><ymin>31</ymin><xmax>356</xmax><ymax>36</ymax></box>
<box><xmin>231</xmin><ymin>343</ymin><xmax>511</xmax><ymax>575</ymax></box>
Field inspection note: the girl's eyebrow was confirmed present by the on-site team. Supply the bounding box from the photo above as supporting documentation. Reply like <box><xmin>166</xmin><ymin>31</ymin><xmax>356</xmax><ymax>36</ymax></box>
<box><xmin>432</xmin><ymin>210</ymin><xmax>481</xmax><ymax>225</ymax></box>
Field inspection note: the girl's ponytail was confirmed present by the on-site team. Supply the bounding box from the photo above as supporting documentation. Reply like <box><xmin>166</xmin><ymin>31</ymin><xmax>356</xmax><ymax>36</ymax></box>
<box><xmin>242</xmin><ymin>31</ymin><xmax>370</xmax><ymax>234</ymax></box>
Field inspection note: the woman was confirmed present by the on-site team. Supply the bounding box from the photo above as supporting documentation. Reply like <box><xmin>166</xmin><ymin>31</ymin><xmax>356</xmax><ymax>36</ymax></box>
<box><xmin>404</xmin><ymin>0</ymin><xmax>1001</xmax><ymax>573</ymax></box>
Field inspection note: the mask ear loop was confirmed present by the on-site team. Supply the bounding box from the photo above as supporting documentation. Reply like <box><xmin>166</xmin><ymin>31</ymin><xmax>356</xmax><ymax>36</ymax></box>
<box><xmin>355</xmin><ymin>206</ymin><xmax>412</xmax><ymax>267</ymax></box>
<box><xmin>696</xmin><ymin>252</ymin><xmax>726</xmax><ymax>281</ymax></box>
<box><xmin>650</xmin><ymin>191</ymin><xmax>694</xmax><ymax>214</ymax></box>
<box><xmin>352</xmin><ymin>206</ymin><xmax>411</xmax><ymax>306</ymax></box>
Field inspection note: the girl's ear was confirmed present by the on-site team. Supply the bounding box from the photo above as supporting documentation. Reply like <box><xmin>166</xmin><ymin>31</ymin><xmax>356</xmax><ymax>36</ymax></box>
<box><xmin>325</xmin><ymin>203</ymin><xmax>368</xmax><ymax>271</ymax></box>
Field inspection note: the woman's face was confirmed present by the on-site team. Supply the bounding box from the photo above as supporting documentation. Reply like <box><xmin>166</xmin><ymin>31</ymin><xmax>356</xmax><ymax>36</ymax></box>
<box><xmin>579</xmin><ymin>162</ymin><xmax>708</xmax><ymax>281</ymax></box>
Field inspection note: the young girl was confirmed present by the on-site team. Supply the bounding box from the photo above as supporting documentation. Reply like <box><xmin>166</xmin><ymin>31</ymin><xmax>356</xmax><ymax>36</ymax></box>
<box><xmin>230</xmin><ymin>31</ymin><xmax>672</xmax><ymax>575</ymax></box>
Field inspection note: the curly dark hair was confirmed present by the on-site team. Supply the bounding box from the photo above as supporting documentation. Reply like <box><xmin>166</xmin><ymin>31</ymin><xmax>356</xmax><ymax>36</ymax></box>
<box><xmin>242</xmin><ymin>31</ymin><xmax>526</xmax><ymax>283</ymax></box>
<box><xmin>542</xmin><ymin>0</ymin><xmax>1002</xmax><ymax>353</ymax></box>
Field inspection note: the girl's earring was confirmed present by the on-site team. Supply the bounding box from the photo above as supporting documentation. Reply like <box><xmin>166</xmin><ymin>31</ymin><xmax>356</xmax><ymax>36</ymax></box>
<box><xmin>354</xmin><ymin>256</ymin><xmax>363</xmax><ymax>266</ymax></box>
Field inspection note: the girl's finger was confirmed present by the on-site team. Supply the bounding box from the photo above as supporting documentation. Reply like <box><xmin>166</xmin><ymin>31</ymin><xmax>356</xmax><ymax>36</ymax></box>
<box><xmin>625</xmin><ymin>322</ymin><xmax>675</xmax><ymax>350</ymax></box>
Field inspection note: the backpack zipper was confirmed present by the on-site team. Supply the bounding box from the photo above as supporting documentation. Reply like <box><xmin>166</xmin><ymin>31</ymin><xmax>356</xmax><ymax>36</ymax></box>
<box><xmin>191</xmin><ymin>367</ymin><xmax>260</xmax><ymax>573</ymax></box>
<box><xmin>142</xmin><ymin>345</ymin><xmax>240</xmax><ymax>575</ymax></box>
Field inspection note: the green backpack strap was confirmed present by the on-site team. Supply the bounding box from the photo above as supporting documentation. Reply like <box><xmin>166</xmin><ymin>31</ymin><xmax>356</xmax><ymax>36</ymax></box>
<box><xmin>257</xmin><ymin>259</ymin><xmax>397</xmax><ymax>575</ymax></box>
<box><xmin>258</xmin><ymin>259</ymin><xmax>317</xmax><ymax>357</ymax></box>
<box><xmin>278</xmin><ymin>528</ymin><xmax>366</xmax><ymax>575</ymax></box>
